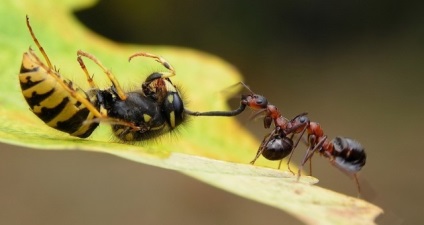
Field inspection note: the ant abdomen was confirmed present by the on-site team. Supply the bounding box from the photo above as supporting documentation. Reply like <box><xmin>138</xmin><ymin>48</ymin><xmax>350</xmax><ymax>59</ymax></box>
<box><xmin>332</xmin><ymin>137</ymin><xmax>366</xmax><ymax>173</ymax></box>
<box><xmin>262</xmin><ymin>135</ymin><xmax>294</xmax><ymax>160</ymax></box>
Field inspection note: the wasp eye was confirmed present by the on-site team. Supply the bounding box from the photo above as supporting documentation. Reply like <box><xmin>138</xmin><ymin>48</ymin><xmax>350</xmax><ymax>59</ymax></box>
<box><xmin>162</xmin><ymin>92</ymin><xmax>184</xmax><ymax>128</ymax></box>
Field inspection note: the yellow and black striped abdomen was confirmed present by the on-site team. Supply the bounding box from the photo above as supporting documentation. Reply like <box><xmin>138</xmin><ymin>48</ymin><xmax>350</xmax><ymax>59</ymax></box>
<box><xmin>19</xmin><ymin>52</ymin><xmax>99</xmax><ymax>138</ymax></box>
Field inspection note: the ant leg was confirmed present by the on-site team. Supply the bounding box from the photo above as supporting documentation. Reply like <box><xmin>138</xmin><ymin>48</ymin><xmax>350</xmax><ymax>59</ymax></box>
<box><xmin>279</xmin><ymin>134</ymin><xmax>295</xmax><ymax>174</ymax></box>
<box><xmin>353</xmin><ymin>174</ymin><xmax>361</xmax><ymax>197</ymax></box>
<box><xmin>129</xmin><ymin>52</ymin><xmax>175</xmax><ymax>78</ymax></box>
<box><xmin>77</xmin><ymin>50</ymin><xmax>127</xmax><ymax>101</ymax></box>
<box><xmin>250</xmin><ymin>132</ymin><xmax>273</xmax><ymax>165</ymax></box>
<box><xmin>282</xmin><ymin>113</ymin><xmax>310</xmax><ymax>173</ymax></box>
<box><xmin>309</xmin><ymin>157</ymin><xmax>313</xmax><ymax>176</ymax></box>
<box><xmin>277</xmin><ymin>160</ymin><xmax>283</xmax><ymax>169</ymax></box>
<box><xmin>326</xmin><ymin>152</ymin><xmax>362</xmax><ymax>196</ymax></box>
<box><xmin>297</xmin><ymin>136</ymin><xmax>327</xmax><ymax>180</ymax></box>
<box><xmin>296</xmin><ymin>146</ymin><xmax>313</xmax><ymax>180</ymax></box>
<box><xmin>250</xmin><ymin>148</ymin><xmax>264</xmax><ymax>165</ymax></box>
<box><xmin>26</xmin><ymin>15</ymin><xmax>53</xmax><ymax>69</ymax></box>
<box><xmin>28</xmin><ymin>50</ymin><xmax>104</xmax><ymax>119</ymax></box>
<box><xmin>278</xmin><ymin>157</ymin><xmax>293</xmax><ymax>174</ymax></box>
<box><xmin>250</xmin><ymin>146</ymin><xmax>265</xmax><ymax>165</ymax></box>
<box><xmin>286</xmin><ymin>126</ymin><xmax>308</xmax><ymax>174</ymax></box>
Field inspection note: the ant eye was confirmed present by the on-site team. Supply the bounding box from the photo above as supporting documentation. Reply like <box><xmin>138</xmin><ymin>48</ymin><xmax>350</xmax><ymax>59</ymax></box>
<box><xmin>254</xmin><ymin>95</ymin><xmax>268</xmax><ymax>107</ymax></box>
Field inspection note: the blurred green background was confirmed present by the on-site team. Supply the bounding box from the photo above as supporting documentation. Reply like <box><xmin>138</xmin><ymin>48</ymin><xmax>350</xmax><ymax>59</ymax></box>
<box><xmin>1</xmin><ymin>1</ymin><xmax>423</xmax><ymax>224</ymax></box>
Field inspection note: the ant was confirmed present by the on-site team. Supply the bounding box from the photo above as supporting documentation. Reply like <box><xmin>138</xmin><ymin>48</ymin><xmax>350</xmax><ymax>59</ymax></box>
<box><xmin>185</xmin><ymin>82</ymin><xmax>301</xmax><ymax>170</ymax></box>
<box><xmin>186</xmin><ymin>83</ymin><xmax>367</xmax><ymax>194</ymax></box>
<box><xmin>273</xmin><ymin>112</ymin><xmax>367</xmax><ymax>194</ymax></box>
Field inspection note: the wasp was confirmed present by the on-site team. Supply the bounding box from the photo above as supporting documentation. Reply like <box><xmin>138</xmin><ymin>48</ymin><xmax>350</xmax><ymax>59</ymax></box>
<box><xmin>19</xmin><ymin>16</ymin><xmax>185</xmax><ymax>141</ymax></box>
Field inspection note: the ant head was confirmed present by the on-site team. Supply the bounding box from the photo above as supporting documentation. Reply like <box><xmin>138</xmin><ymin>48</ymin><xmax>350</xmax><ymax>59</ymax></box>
<box><xmin>242</xmin><ymin>94</ymin><xmax>268</xmax><ymax>110</ymax></box>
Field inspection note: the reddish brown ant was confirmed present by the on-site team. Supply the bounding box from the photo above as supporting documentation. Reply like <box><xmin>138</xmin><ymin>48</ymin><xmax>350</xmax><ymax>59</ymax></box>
<box><xmin>185</xmin><ymin>82</ymin><xmax>299</xmax><ymax>170</ymax></box>
<box><xmin>282</xmin><ymin>112</ymin><xmax>367</xmax><ymax>194</ymax></box>
<box><xmin>186</xmin><ymin>82</ymin><xmax>367</xmax><ymax>194</ymax></box>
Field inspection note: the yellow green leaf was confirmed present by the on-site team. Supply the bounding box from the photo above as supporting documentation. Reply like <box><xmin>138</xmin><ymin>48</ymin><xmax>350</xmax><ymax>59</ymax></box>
<box><xmin>0</xmin><ymin>0</ymin><xmax>382</xmax><ymax>224</ymax></box>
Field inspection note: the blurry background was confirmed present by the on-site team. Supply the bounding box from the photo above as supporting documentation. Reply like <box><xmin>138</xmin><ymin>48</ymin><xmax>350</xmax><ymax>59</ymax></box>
<box><xmin>1</xmin><ymin>1</ymin><xmax>423</xmax><ymax>224</ymax></box>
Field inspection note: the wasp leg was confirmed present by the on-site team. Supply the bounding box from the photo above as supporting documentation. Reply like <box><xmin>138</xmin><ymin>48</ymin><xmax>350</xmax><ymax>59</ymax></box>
<box><xmin>77</xmin><ymin>50</ymin><xmax>127</xmax><ymax>101</ymax></box>
<box><xmin>84</xmin><ymin>117</ymin><xmax>144</xmax><ymax>132</ymax></box>
<box><xmin>128</xmin><ymin>52</ymin><xmax>175</xmax><ymax>78</ymax></box>
<box><xmin>28</xmin><ymin>50</ymin><xmax>104</xmax><ymax>119</ymax></box>
<box><xmin>26</xmin><ymin>15</ymin><xmax>53</xmax><ymax>69</ymax></box>
<box><xmin>77</xmin><ymin>56</ymin><xmax>97</xmax><ymax>89</ymax></box>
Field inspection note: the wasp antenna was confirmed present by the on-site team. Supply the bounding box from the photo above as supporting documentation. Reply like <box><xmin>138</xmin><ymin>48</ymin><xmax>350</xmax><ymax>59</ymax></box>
<box><xmin>185</xmin><ymin>104</ymin><xmax>247</xmax><ymax>117</ymax></box>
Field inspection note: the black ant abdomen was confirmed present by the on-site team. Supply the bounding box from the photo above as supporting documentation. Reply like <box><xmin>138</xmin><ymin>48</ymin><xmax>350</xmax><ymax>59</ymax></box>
<box><xmin>261</xmin><ymin>135</ymin><xmax>294</xmax><ymax>161</ymax></box>
<box><xmin>331</xmin><ymin>137</ymin><xmax>366</xmax><ymax>173</ymax></box>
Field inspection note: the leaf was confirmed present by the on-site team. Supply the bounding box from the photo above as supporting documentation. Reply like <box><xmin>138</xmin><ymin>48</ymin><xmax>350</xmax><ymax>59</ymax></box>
<box><xmin>0</xmin><ymin>0</ymin><xmax>382</xmax><ymax>224</ymax></box>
